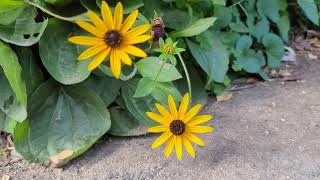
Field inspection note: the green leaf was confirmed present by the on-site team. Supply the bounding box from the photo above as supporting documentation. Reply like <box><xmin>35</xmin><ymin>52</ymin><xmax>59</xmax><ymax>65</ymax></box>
<box><xmin>247</xmin><ymin>16</ymin><xmax>270</xmax><ymax>41</ymax></box>
<box><xmin>0</xmin><ymin>41</ymin><xmax>27</xmax><ymax>107</ymax></box>
<box><xmin>136</xmin><ymin>57</ymin><xmax>182</xmax><ymax>82</ymax></box>
<box><xmin>236</xmin><ymin>35</ymin><xmax>252</xmax><ymax>52</ymax></box>
<box><xmin>256</xmin><ymin>0</ymin><xmax>280</xmax><ymax>22</ymax></box>
<box><xmin>108</xmin><ymin>106</ymin><xmax>147</xmax><ymax>136</ymax></box>
<box><xmin>39</xmin><ymin>19</ymin><xmax>90</xmax><ymax>85</ymax></box>
<box><xmin>96</xmin><ymin>0</ymin><xmax>144</xmax><ymax>14</ymax></box>
<box><xmin>170</xmin><ymin>17</ymin><xmax>217</xmax><ymax>38</ymax></box>
<box><xmin>0</xmin><ymin>0</ymin><xmax>25</xmax><ymax>13</ymax></box>
<box><xmin>0</xmin><ymin>6</ymin><xmax>24</xmax><ymax>25</ymax></box>
<box><xmin>121</xmin><ymin>79</ymin><xmax>157</xmax><ymax>126</ymax></box>
<box><xmin>297</xmin><ymin>0</ymin><xmax>319</xmax><ymax>25</ymax></box>
<box><xmin>16</xmin><ymin>47</ymin><xmax>44</xmax><ymax>95</ymax></box>
<box><xmin>14</xmin><ymin>80</ymin><xmax>111</xmax><ymax>162</ymax></box>
<box><xmin>211</xmin><ymin>0</ymin><xmax>226</xmax><ymax>6</ymax></box>
<box><xmin>229</xmin><ymin>22</ymin><xmax>249</xmax><ymax>33</ymax></box>
<box><xmin>0</xmin><ymin>69</ymin><xmax>25</xmax><ymax>133</ymax></box>
<box><xmin>134</xmin><ymin>77</ymin><xmax>156</xmax><ymax>98</ymax></box>
<box><xmin>161</xmin><ymin>9</ymin><xmax>191</xmax><ymax>30</ymax></box>
<box><xmin>213</xmin><ymin>5</ymin><xmax>232</xmax><ymax>29</ymax></box>
<box><xmin>150</xmin><ymin>82</ymin><xmax>182</xmax><ymax>105</ymax></box>
<box><xmin>0</xmin><ymin>7</ymin><xmax>48</xmax><ymax>46</ymax></box>
<box><xmin>277</xmin><ymin>14</ymin><xmax>290</xmax><ymax>42</ymax></box>
<box><xmin>263</xmin><ymin>33</ymin><xmax>284</xmax><ymax>68</ymax></box>
<box><xmin>44</xmin><ymin>0</ymin><xmax>76</xmax><ymax>6</ymax></box>
<box><xmin>235</xmin><ymin>50</ymin><xmax>266</xmax><ymax>73</ymax></box>
<box><xmin>186</xmin><ymin>36</ymin><xmax>229</xmax><ymax>83</ymax></box>
<box><xmin>84</xmin><ymin>75</ymin><xmax>122</xmax><ymax>107</ymax></box>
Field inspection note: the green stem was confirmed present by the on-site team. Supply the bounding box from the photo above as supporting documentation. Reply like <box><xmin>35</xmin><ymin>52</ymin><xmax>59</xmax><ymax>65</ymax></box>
<box><xmin>178</xmin><ymin>53</ymin><xmax>192</xmax><ymax>100</ymax></box>
<box><xmin>229</xmin><ymin>0</ymin><xmax>246</xmax><ymax>8</ymax></box>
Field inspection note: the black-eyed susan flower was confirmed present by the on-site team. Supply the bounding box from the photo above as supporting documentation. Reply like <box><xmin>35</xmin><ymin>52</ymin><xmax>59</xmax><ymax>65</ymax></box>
<box><xmin>68</xmin><ymin>1</ymin><xmax>152</xmax><ymax>79</ymax></box>
<box><xmin>146</xmin><ymin>93</ymin><xmax>214</xmax><ymax>160</ymax></box>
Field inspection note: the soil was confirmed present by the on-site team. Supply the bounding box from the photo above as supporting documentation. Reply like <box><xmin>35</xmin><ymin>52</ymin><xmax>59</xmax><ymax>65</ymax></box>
<box><xmin>1</xmin><ymin>55</ymin><xmax>320</xmax><ymax>180</ymax></box>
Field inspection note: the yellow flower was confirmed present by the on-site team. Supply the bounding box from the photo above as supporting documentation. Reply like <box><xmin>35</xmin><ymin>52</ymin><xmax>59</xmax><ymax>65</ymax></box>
<box><xmin>146</xmin><ymin>93</ymin><xmax>214</xmax><ymax>160</ymax></box>
<box><xmin>68</xmin><ymin>1</ymin><xmax>152</xmax><ymax>79</ymax></box>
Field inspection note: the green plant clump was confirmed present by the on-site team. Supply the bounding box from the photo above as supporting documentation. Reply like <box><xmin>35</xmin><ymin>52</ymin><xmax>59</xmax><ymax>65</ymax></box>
<box><xmin>0</xmin><ymin>0</ymin><xmax>318</xmax><ymax>164</ymax></box>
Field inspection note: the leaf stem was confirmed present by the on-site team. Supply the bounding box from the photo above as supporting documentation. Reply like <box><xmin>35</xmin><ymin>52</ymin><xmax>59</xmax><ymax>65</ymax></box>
<box><xmin>178</xmin><ymin>53</ymin><xmax>192</xmax><ymax>100</ymax></box>
<box><xmin>24</xmin><ymin>0</ymin><xmax>79</xmax><ymax>22</ymax></box>
<box><xmin>153</xmin><ymin>59</ymin><xmax>166</xmax><ymax>82</ymax></box>
<box><xmin>120</xmin><ymin>64</ymin><xmax>138</xmax><ymax>81</ymax></box>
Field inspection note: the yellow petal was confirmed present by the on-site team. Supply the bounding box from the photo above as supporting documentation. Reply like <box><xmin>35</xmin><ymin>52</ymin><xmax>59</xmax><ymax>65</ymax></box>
<box><xmin>187</xmin><ymin>115</ymin><xmax>213</xmax><ymax>126</ymax></box>
<box><xmin>101</xmin><ymin>1</ymin><xmax>114</xmax><ymax>29</ymax></box>
<box><xmin>118</xmin><ymin>50</ymin><xmax>132</xmax><ymax>65</ymax></box>
<box><xmin>188</xmin><ymin>126</ymin><xmax>215</xmax><ymax>134</ymax></box>
<box><xmin>88</xmin><ymin>10</ymin><xmax>108</xmax><ymax>32</ymax></box>
<box><xmin>184</xmin><ymin>132</ymin><xmax>205</xmax><ymax>146</ymax></box>
<box><xmin>168</xmin><ymin>95</ymin><xmax>178</xmax><ymax>119</ymax></box>
<box><xmin>164</xmin><ymin>136</ymin><xmax>175</xmax><ymax>158</ymax></box>
<box><xmin>78</xmin><ymin>45</ymin><xmax>106</xmax><ymax>60</ymax></box>
<box><xmin>151</xmin><ymin>131</ymin><xmax>172</xmax><ymax>149</ymax></box>
<box><xmin>110</xmin><ymin>49</ymin><xmax>122</xmax><ymax>79</ymax></box>
<box><xmin>178</xmin><ymin>93</ymin><xmax>190</xmax><ymax>119</ymax></box>
<box><xmin>175</xmin><ymin>136</ymin><xmax>183</xmax><ymax>160</ymax></box>
<box><xmin>183</xmin><ymin>136</ymin><xmax>195</xmax><ymax>157</ymax></box>
<box><xmin>147</xmin><ymin>126</ymin><xmax>169</xmax><ymax>133</ymax></box>
<box><xmin>75</xmin><ymin>20</ymin><xmax>104</xmax><ymax>38</ymax></box>
<box><xmin>124</xmin><ymin>35</ymin><xmax>152</xmax><ymax>45</ymax></box>
<box><xmin>155</xmin><ymin>103</ymin><xmax>172</xmax><ymax>119</ymax></box>
<box><xmin>114</xmin><ymin>2</ymin><xmax>123</xmax><ymax>30</ymax></box>
<box><xmin>182</xmin><ymin>104</ymin><xmax>203</xmax><ymax>123</ymax></box>
<box><xmin>125</xmin><ymin>24</ymin><xmax>150</xmax><ymax>37</ymax></box>
<box><xmin>123</xmin><ymin>45</ymin><xmax>147</xmax><ymax>57</ymax></box>
<box><xmin>146</xmin><ymin>112</ymin><xmax>168</xmax><ymax>124</ymax></box>
<box><xmin>88</xmin><ymin>47</ymin><xmax>110</xmax><ymax>71</ymax></box>
<box><xmin>68</xmin><ymin>36</ymin><xmax>104</xmax><ymax>46</ymax></box>
<box><xmin>120</xmin><ymin>9</ymin><xmax>138</xmax><ymax>33</ymax></box>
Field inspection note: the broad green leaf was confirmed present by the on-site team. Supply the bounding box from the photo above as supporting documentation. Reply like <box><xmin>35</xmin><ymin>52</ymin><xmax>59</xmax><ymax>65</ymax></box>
<box><xmin>121</xmin><ymin>79</ymin><xmax>157</xmax><ymax>126</ymax></box>
<box><xmin>14</xmin><ymin>80</ymin><xmax>111</xmax><ymax>162</ymax></box>
<box><xmin>256</xmin><ymin>0</ymin><xmax>280</xmax><ymax>22</ymax></box>
<box><xmin>263</xmin><ymin>33</ymin><xmax>284</xmax><ymax>68</ymax></box>
<box><xmin>0</xmin><ymin>69</ymin><xmax>25</xmax><ymax>133</ymax></box>
<box><xmin>108</xmin><ymin>107</ymin><xmax>147</xmax><ymax>136</ymax></box>
<box><xmin>0</xmin><ymin>7</ymin><xmax>48</xmax><ymax>46</ymax></box>
<box><xmin>151</xmin><ymin>82</ymin><xmax>182</xmax><ymax>105</ymax></box>
<box><xmin>0</xmin><ymin>0</ymin><xmax>25</xmax><ymax>13</ymax></box>
<box><xmin>136</xmin><ymin>57</ymin><xmax>182</xmax><ymax>82</ymax></box>
<box><xmin>229</xmin><ymin>22</ymin><xmax>249</xmax><ymax>33</ymax></box>
<box><xmin>16</xmin><ymin>47</ymin><xmax>44</xmax><ymax>95</ymax></box>
<box><xmin>277</xmin><ymin>14</ymin><xmax>290</xmax><ymax>42</ymax></box>
<box><xmin>186</xmin><ymin>37</ymin><xmax>229</xmax><ymax>83</ymax></box>
<box><xmin>234</xmin><ymin>35</ymin><xmax>266</xmax><ymax>73</ymax></box>
<box><xmin>236</xmin><ymin>35</ymin><xmax>252</xmax><ymax>52</ymax></box>
<box><xmin>0</xmin><ymin>41</ymin><xmax>27</xmax><ymax>107</ymax></box>
<box><xmin>247</xmin><ymin>16</ymin><xmax>269</xmax><ymax>41</ymax></box>
<box><xmin>235</xmin><ymin>50</ymin><xmax>266</xmax><ymax>73</ymax></box>
<box><xmin>134</xmin><ymin>77</ymin><xmax>156</xmax><ymax>98</ymax></box>
<box><xmin>170</xmin><ymin>17</ymin><xmax>217</xmax><ymax>38</ymax></box>
<box><xmin>84</xmin><ymin>76</ymin><xmax>122</xmax><ymax>107</ymax></box>
<box><xmin>162</xmin><ymin>9</ymin><xmax>191</xmax><ymax>29</ymax></box>
<box><xmin>211</xmin><ymin>0</ymin><xmax>226</xmax><ymax>6</ymax></box>
<box><xmin>0</xmin><ymin>6</ymin><xmax>24</xmax><ymax>25</ymax></box>
<box><xmin>213</xmin><ymin>5</ymin><xmax>232</xmax><ymax>29</ymax></box>
<box><xmin>39</xmin><ymin>19</ymin><xmax>90</xmax><ymax>85</ymax></box>
<box><xmin>297</xmin><ymin>0</ymin><xmax>319</xmax><ymax>25</ymax></box>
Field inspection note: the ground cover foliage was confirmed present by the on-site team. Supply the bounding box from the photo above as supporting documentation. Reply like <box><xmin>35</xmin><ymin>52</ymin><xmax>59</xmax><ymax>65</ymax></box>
<box><xmin>0</xmin><ymin>0</ymin><xmax>318</xmax><ymax>164</ymax></box>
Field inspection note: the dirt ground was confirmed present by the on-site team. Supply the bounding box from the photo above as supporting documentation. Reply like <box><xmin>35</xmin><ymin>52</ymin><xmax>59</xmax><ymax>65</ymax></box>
<box><xmin>1</xmin><ymin>55</ymin><xmax>320</xmax><ymax>180</ymax></box>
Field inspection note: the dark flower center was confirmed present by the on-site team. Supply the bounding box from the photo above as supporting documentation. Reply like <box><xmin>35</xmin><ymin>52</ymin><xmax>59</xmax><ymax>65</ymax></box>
<box><xmin>170</xmin><ymin>120</ymin><xmax>186</xmax><ymax>135</ymax></box>
<box><xmin>105</xmin><ymin>30</ymin><xmax>122</xmax><ymax>48</ymax></box>
<box><xmin>152</xmin><ymin>24</ymin><xmax>165</xmax><ymax>41</ymax></box>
